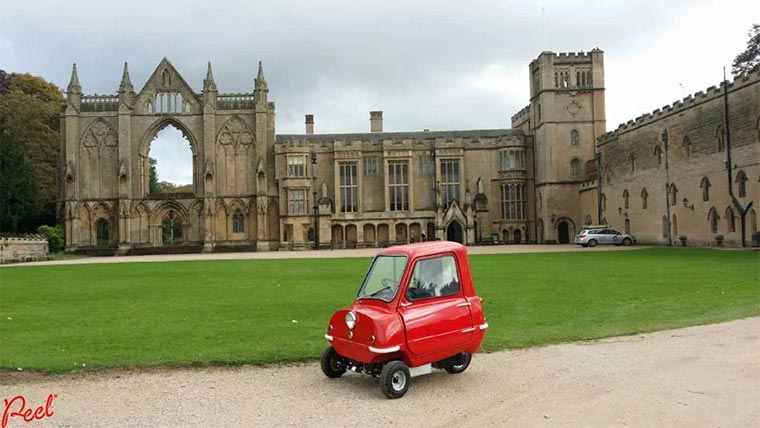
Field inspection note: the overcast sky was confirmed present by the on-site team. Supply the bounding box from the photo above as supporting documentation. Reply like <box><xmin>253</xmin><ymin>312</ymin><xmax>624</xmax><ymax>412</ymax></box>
<box><xmin>2</xmin><ymin>0</ymin><xmax>757</xmax><ymax>184</ymax></box>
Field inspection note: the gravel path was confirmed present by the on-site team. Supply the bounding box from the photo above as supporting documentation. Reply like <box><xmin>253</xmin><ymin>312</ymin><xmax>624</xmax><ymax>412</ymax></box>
<box><xmin>2</xmin><ymin>244</ymin><xmax>645</xmax><ymax>268</ymax></box>
<box><xmin>2</xmin><ymin>317</ymin><xmax>758</xmax><ymax>427</ymax></box>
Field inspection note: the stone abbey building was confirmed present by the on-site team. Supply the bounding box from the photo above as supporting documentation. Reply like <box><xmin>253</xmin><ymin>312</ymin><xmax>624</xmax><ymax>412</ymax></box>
<box><xmin>59</xmin><ymin>50</ymin><xmax>759</xmax><ymax>252</ymax></box>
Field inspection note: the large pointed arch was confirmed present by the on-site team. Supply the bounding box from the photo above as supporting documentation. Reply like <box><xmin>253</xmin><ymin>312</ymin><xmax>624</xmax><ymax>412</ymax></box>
<box><xmin>139</xmin><ymin>116</ymin><xmax>199</xmax><ymax>157</ymax></box>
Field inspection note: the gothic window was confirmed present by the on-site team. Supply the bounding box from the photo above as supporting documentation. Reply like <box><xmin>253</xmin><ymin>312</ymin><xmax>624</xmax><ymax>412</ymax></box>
<box><xmin>232</xmin><ymin>209</ymin><xmax>245</xmax><ymax>233</ymax></box>
<box><xmin>623</xmin><ymin>189</ymin><xmax>629</xmax><ymax>209</ymax></box>
<box><xmin>576</xmin><ymin>70</ymin><xmax>581</xmax><ymax>87</ymax></box>
<box><xmin>499</xmin><ymin>150</ymin><xmax>524</xmax><ymax>171</ymax></box>
<box><xmin>749</xmin><ymin>208</ymin><xmax>757</xmax><ymax>235</ymax></box>
<box><xmin>570</xmin><ymin>130</ymin><xmax>580</xmax><ymax>146</ymax></box>
<box><xmin>339</xmin><ymin>162</ymin><xmax>358</xmax><ymax>213</ymax></box>
<box><xmin>388</xmin><ymin>161</ymin><xmax>409</xmax><ymax>211</ymax></box>
<box><xmin>501</xmin><ymin>183</ymin><xmax>526</xmax><ymax>220</ymax></box>
<box><xmin>701</xmin><ymin>177</ymin><xmax>711</xmax><ymax>201</ymax></box>
<box><xmin>570</xmin><ymin>158</ymin><xmax>582</xmax><ymax>177</ymax></box>
<box><xmin>161</xmin><ymin>212</ymin><xmax>182</xmax><ymax>245</ymax></box>
<box><xmin>736</xmin><ymin>170</ymin><xmax>747</xmax><ymax>198</ymax></box>
<box><xmin>554</xmin><ymin>71</ymin><xmax>559</xmax><ymax>88</ymax></box>
<box><xmin>662</xmin><ymin>215</ymin><xmax>668</xmax><ymax>238</ymax></box>
<box><xmin>708</xmin><ymin>207</ymin><xmax>719</xmax><ymax>234</ymax></box>
<box><xmin>287</xmin><ymin>156</ymin><xmax>306</xmax><ymax>177</ymax></box>
<box><xmin>628</xmin><ymin>153</ymin><xmax>635</xmax><ymax>172</ymax></box>
<box><xmin>440</xmin><ymin>159</ymin><xmax>461</xmax><ymax>208</ymax></box>
<box><xmin>287</xmin><ymin>189</ymin><xmax>306</xmax><ymax>215</ymax></box>
<box><xmin>717</xmin><ymin>126</ymin><xmax>726</xmax><ymax>151</ymax></box>
<box><xmin>95</xmin><ymin>218</ymin><xmax>110</xmax><ymax>248</ymax></box>
<box><xmin>683</xmin><ymin>136</ymin><xmax>692</xmax><ymax>158</ymax></box>
<box><xmin>726</xmin><ymin>206</ymin><xmax>736</xmax><ymax>232</ymax></box>
<box><xmin>654</xmin><ymin>145</ymin><xmax>662</xmax><ymax>165</ymax></box>
<box><xmin>669</xmin><ymin>183</ymin><xmax>678</xmax><ymax>206</ymax></box>
<box><xmin>153</xmin><ymin>92</ymin><xmax>184</xmax><ymax>113</ymax></box>
<box><xmin>363</xmin><ymin>157</ymin><xmax>378</xmax><ymax>176</ymax></box>
<box><xmin>641</xmin><ymin>188</ymin><xmax>648</xmax><ymax>209</ymax></box>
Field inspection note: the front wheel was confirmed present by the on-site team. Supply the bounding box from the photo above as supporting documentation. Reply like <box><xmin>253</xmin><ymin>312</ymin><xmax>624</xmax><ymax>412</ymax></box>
<box><xmin>444</xmin><ymin>352</ymin><xmax>472</xmax><ymax>374</ymax></box>
<box><xmin>380</xmin><ymin>360</ymin><xmax>410</xmax><ymax>399</ymax></box>
<box><xmin>588</xmin><ymin>239</ymin><xmax>598</xmax><ymax>248</ymax></box>
<box><xmin>320</xmin><ymin>346</ymin><xmax>346</xmax><ymax>378</ymax></box>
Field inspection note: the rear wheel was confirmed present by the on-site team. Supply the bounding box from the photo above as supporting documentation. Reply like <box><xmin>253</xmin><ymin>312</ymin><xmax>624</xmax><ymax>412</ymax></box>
<box><xmin>443</xmin><ymin>352</ymin><xmax>472</xmax><ymax>374</ymax></box>
<box><xmin>320</xmin><ymin>346</ymin><xmax>346</xmax><ymax>378</ymax></box>
<box><xmin>380</xmin><ymin>360</ymin><xmax>410</xmax><ymax>399</ymax></box>
<box><xmin>588</xmin><ymin>239</ymin><xmax>598</xmax><ymax>248</ymax></box>
<box><xmin>622</xmin><ymin>238</ymin><xmax>632</xmax><ymax>246</ymax></box>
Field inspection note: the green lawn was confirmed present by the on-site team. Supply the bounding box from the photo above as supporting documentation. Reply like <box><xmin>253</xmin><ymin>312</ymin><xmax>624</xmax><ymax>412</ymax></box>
<box><xmin>0</xmin><ymin>248</ymin><xmax>758</xmax><ymax>373</ymax></box>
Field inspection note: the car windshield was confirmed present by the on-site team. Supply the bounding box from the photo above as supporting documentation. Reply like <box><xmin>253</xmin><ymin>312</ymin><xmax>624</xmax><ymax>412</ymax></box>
<box><xmin>356</xmin><ymin>255</ymin><xmax>408</xmax><ymax>302</ymax></box>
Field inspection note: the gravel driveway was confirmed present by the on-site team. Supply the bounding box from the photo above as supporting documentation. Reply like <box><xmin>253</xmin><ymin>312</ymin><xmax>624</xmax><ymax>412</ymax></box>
<box><xmin>2</xmin><ymin>317</ymin><xmax>758</xmax><ymax>427</ymax></box>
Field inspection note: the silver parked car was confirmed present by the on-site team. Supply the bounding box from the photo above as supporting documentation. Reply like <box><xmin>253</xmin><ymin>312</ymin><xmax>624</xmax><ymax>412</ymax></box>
<box><xmin>575</xmin><ymin>226</ymin><xmax>635</xmax><ymax>247</ymax></box>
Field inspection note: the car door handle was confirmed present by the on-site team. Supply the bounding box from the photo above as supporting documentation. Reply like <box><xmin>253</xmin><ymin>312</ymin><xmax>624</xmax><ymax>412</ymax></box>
<box><xmin>400</xmin><ymin>302</ymin><xmax>412</xmax><ymax>308</ymax></box>
<box><xmin>456</xmin><ymin>302</ymin><xmax>471</xmax><ymax>307</ymax></box>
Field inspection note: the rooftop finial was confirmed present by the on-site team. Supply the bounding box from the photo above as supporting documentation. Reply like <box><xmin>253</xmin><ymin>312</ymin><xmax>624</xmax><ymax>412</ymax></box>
<box><xmin>119</xmin><ymin>62</ymin><xmax>134</xmax><ymax>93</ymax></box>
<box><xmin>67</xmin><ymin>63</ymin><xmax>81</xmax><ymax>94</ymax></box>
<box><xmin>255</xmin><ymin>60</ymin><xmax>268</xmax><ymax>92</ymax></box>
<box><xmin>203</xmin><ymin>61</ymin><xmax>217</xmax><ymax>92</ymax></box>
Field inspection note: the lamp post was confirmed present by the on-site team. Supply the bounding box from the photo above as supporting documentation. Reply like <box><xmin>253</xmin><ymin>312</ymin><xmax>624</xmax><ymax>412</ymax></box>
<box><xmin>662</xmin><ymin>129</ymin><xmax>672</xmax><ymax>246</ymax></box>
<box><xmin>311</xmin><ymin>151</ymin><xmax>319</xmax><ymax>250</ymax></box>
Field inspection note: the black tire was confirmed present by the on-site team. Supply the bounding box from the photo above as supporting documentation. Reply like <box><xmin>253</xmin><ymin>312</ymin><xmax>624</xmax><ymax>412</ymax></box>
<box><xmin>588</xmin><ymin>239</ymin><xmax>598</xmax><ymax>248</ymax></box>
<box><xmin>320</xmin><ymin>346</ymin><xmax>346</xmax><ymax>378</ymax></box>
<box><xmin>380</xmin><ymin>360</ymin><xmax>410</xmax><ymax>399</ymax></box>
<box><xmin>443</xmin><ymin>352</ymin><xmax>472</xmax><ymax>374</ymax></box>
<box><xmin>622</xmin><ymin>238</ymin><xmax>632</xmax><ymax>246</ymax></box>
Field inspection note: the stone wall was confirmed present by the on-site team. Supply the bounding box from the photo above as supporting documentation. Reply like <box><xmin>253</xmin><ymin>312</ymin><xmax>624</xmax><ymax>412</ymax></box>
<box><xmin>593</xmin><ymin>69</ymin><xmax>760</xmax><ymax>247</ymax></box>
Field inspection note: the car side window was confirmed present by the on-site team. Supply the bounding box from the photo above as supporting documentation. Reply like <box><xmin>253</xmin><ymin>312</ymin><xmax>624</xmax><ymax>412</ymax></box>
<box><xmin>406</xmin><ymin>255</ymin><xmax>461</xmax><ymax>301</ymax></box>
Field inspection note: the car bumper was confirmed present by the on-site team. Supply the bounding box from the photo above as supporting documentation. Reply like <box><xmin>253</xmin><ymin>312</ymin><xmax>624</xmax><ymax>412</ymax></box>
<box><xmin>325</xmin><ymin>334</ymin><xmax>401</xmax><ymax>364</ymax></box>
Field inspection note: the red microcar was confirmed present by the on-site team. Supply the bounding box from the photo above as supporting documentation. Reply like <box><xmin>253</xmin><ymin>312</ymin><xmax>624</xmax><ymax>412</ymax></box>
<box><xmin>320</xmin><ymin>241</ymin><xmax>488</xmax><ymax>398</ymax></box>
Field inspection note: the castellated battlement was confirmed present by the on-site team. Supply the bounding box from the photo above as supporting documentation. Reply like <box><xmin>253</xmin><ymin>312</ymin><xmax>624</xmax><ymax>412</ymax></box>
<box><xmin>598</xmin><ymin>67</ymin><xmax>760</xmax><ymax>144</ymax></box>
<box><xmin>510</xmin><ymin>105</ymin><xmax>531</xmax><ymax>122</ymax></box>
<box><xmin>531</xmin><ymin>48</ymin><xmax>603</xmax><ymax>66</ymax></box>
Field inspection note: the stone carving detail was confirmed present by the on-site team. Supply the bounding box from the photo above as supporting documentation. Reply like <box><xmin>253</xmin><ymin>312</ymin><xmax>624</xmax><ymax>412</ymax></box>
<box><xmin>567</xmin><ymin>100</ymin><xmax>582</xmax><ymax>116</ymax></box>
<box><xmin>204</xmin><ymin>159</ymin><xmax>215</xmax><ymax>178</ymax></box>
<box><xmin>65</xmin><ymin>160</ymin><xmax>75</xmax><ymax>182</ymax></box>
<box><xmin>217</xmin><ymin>116</ymin><xmax>255</xmax><ymax>148</ymax></box>
<box><xmin>118</xmin><ymin>159</ymin><xmax>128</xmax><ymax>180</ymax></box>
<box><xmin>81</xmin><ymin>119</ymin><xmax>118</xmax><ymax>149</ymax></box>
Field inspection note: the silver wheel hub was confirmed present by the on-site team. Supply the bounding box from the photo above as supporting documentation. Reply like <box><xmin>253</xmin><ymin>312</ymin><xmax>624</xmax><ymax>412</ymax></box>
<box><xmin>391</xmin><ymin>370</ymin><xmax>407</xmax><ymax>391</ymax></box>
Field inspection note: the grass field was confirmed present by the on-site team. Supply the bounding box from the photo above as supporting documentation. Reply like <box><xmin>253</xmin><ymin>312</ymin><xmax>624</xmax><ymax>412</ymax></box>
<box><xmin>1</xmin><ymin>248</ymin><xmax>758</xmax><ymax>373</ymax></box>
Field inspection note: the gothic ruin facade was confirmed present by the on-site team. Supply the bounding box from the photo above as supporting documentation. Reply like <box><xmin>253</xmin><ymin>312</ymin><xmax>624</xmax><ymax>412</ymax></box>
<box><xmin>60</xmin><ymin>51</ymin><xmax>759</xmax><ymax>252</ymax></box>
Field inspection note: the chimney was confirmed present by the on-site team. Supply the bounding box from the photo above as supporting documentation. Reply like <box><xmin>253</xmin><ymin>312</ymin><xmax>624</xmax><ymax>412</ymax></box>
<box><xmin>370</xmin><ymin>111</ymin><xmax>383</xmax><ymax>133</ymax></box>
<box><xmin>305</xmin><ymin>114</ymin><xmax>314</xmax><ymax>135</ymax></box>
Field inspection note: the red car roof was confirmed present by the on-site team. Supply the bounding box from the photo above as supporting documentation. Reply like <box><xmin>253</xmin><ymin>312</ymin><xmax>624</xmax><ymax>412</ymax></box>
<box><xmin>376</xmin><ymin>241</ymin><xmax>467</xmax><ymax>259</ymax></box>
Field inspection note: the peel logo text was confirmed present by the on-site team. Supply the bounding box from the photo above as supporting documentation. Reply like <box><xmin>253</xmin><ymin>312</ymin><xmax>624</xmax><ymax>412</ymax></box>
<box><xmin>2</xmin><ymin>394</ymin><xmax>56</xmax><ymax>428</ymax></box>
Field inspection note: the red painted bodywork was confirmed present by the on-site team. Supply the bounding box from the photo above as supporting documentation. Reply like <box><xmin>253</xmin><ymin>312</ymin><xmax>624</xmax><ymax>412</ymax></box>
<box><xmin>326</xmin><ymin>242</ymin><xmax>487</xmax><ymax>368</ymax></box>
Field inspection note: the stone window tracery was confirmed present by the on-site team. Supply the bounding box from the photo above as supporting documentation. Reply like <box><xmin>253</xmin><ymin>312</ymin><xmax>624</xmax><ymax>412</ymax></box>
<box><xmin>364</xmin><ymin>157</ymin><xmax>378</xmax><ymax>176</ymax></box>
<box><xmin>287</xmin><ymin>189</ymin><xmax>306</xmax><ymax>215</ymax></box>
<box><xmin>152</xmin><ymin>92</ymin><xmax>189</xmax><ymax>113</ymax></box>
<box><xmin>388</xmin><ymin>161</ymin><xmax>409</xmax><ymax>211</ymax></box>
<box><xmin>339</xmin><ymin>162</ymin><xmax>358</xmax><ymax>213</ymax></box>
<box><xmin>440</xmin><ymin>159</ymin><xmax>461</xmax><ymax>209</ymax></box>
<box><xmin>499</xmin><ymin>150</ymin><xmax>524</xmax><ymax>171</ymax></box>
<box><xmin>287</xmin><ymin>156</ymin><xmax>306</xmax><ymax>177</ymax></box>
<box><xmin>570</xmin><ymin>130</ymin><xmax>580</xmax><ymax>146</ymax></box>
<box><xmin>232</xmin><ymin>209</ymin><xmax>245</xmax><ymax>233</ymax></box>
<box><xmin>501</xmin><ymin>183</ymin><xmax>526</xmax><ymax>220</ymax></box>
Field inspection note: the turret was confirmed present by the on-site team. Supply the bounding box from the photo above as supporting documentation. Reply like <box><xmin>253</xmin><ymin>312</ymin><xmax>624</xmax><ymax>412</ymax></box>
<box><xmin>202</xmin><ymin>61</ymin><xmax>218</xmax><ymax>108</ymax></box>
<box><xmin>254</xmin><ymin>61</ymin><xmax>268</xmax><ymax>106</ymax></box>
<box><xmin>118</xmin><ymin>62</ymin><xmax>135</xmax><ymax>106</ymax></box>
<box><xmin>66</xmin><ymin>63</ymin><xmax>82</xmax><ymax>109</ymax></box>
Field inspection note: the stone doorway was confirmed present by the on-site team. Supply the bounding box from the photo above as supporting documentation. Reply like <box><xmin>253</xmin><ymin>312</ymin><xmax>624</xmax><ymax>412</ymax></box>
<box><xmin>558</xmin><ymin>221</ymin><xmax>570</xmax><ymax>244</ymax></box>
<box><xmin>446</xmin><ymin>221</ymin><xmax>463</xmax><ymax>244</ymax></box>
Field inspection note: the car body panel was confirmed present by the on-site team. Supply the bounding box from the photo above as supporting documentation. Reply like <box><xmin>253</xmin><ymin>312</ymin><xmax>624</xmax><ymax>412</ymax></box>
<box><xmin>575</xmin><ymin>226</ymin><xmax>636</xmax><ymax>246</ymax></box>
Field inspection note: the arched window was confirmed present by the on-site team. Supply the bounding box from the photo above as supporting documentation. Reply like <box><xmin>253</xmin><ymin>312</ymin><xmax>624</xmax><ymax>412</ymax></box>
<box><xmin>672</xmin><ymin>214</ymin><xmax>678</xmax><ymax>237</ymax></box>
<box><xmin>628</xmin><ymin>154</ymin><xmax>635</xmax><ymax>172</ymax></box>
<box><xmin>735</xmin><ymin>170</ymin><xmax>748</xmax><ymax>198</ymax></box>
<box><xmin>232</xmin><ymin>209</ymin><xmax>245</xmax><ymax>233</ymax></box>
<box><xmin>161</xmin><ymin>211</ymin><xmax>183</xmax><ymax>245</ymax></box>
<box><xmin>623</xmin><ymin>189</ymin><xmax>629</xmax><ymax>209</ymax></box>
<box><xmin>654</xmin><ymin>145</ymin><xmax>662</xmax><ymax>165</ymax></box>
<box><xmin>708</xmin><ymin>207</ymin><xmax>719</xmax><ymax>234</ymax></box>
<box><xmin>749</xmin><ymin>208</ymin><xmax>757</xmax><ymax>235</ymax></box>
<box><xmin>570</xmin><ymin>130</ymin><xmax>580</xmax><ymax>146</ymax></box>
<box><xmin>726</xmin><ymin>207</ymin><xmax>736</xmax><ymax>233</ymax></box>
<box><xmin>683</xmin><ymin>136</ymin><xmax>692</xmax><ymax>158</ymax></box>
<box><xmin>669</xmin><ymin>183</ymin><xmax>678</xmax><ymax>206</ymax></box>
<box><xmin>700</xmin><ymin>177</ymin><xmax>711</xmax><ymax>201</ymax></box>
<box><xmin>717</xmin><ymin>126</ymin><xmax>726</xmax><ymax>151</ymax></box>
<box><xmin>662</xmin><ymin>215</ymin><xmax>668</xmax><ymax>238</ymax></box>
<box><xmin>640</xmin><ymin>188</ymin><xmax>648</xmax><ymax>209</ymax></box>
<box><xmin>95</xmin><ymin>218</ymin><xmax>109</xmax><ymax>248</ymax></box>
<box><xmin>570</xmin><ymin>158</ymin><xmax>581</xmax><ymax>177</ymax></box>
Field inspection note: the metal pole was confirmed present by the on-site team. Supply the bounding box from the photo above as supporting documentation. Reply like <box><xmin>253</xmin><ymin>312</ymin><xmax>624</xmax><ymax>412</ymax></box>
<box><xmin>311</xmin><ymin>151</ymin><xmax>319</xmax><ymax>250</ymax></box>
<box><xmin>663</xmin><ymin>129</ymin><xmax>672</xmax><ymax>246</ymax></box>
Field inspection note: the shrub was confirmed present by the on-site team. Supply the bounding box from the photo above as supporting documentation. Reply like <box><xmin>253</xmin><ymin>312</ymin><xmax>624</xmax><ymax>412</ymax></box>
<box><xmin>37</xmin><ymin>225</ymin><xmax>64</xmax><ymax>253</ymax></box>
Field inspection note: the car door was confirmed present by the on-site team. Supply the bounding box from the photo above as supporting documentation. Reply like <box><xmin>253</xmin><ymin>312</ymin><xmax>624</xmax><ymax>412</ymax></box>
<box><xmin>399</xmin><ymin>255</ymin><xmax>473</xmax><ymax>357</ymax></box>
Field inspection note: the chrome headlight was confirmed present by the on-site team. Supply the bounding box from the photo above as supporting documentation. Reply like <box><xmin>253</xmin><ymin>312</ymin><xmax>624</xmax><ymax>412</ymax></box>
<box><xmin>345</xmin><ymin>311</ymin><xmax>357</xmax><ymax>330</ymax></box>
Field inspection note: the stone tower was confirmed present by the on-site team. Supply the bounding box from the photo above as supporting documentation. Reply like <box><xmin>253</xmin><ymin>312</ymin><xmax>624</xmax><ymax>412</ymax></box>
<box><xmin>514</xmin><ymin>49</ymin><xmax>606</xmax><ymax>243</ymax></box>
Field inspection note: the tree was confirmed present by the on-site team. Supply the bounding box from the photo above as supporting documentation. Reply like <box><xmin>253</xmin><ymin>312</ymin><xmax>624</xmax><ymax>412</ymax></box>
<box><xmin>0</xmin><ymin>71</ymin><xmax>64</xmax><ymax>232</ymax></box>
<box><xmin>38</xmin><ymin>225</ymin><xmax>64</xmax><ymax>253</ymax></box>
<box><xmin>732</xmin><ymin>24</ymin><xmax>760</xmax><ymax>76</ymax></box>
<box><xmin>148</xmin><ymin>157</ymin><xmax>159</xmax><ymax>193</ymax></box>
